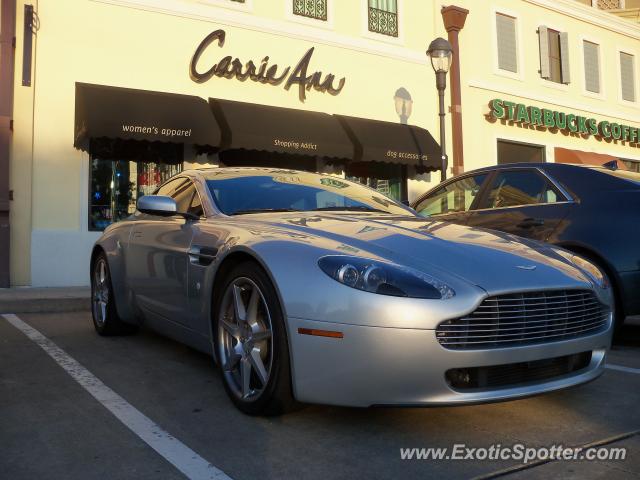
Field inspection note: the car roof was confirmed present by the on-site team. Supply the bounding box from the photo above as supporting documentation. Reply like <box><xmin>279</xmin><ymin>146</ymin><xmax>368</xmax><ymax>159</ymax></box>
<box><xmin>461</xmin><ymin>162</ymin><xmax>588</xmax><ymax>174</ymax></box>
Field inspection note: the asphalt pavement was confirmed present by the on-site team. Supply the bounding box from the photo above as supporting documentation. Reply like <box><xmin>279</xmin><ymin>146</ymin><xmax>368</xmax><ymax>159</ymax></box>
<box><xmin>1</xmin><ymin>311</ymin><xmax>639</xmax><ymax>480</ymax></box>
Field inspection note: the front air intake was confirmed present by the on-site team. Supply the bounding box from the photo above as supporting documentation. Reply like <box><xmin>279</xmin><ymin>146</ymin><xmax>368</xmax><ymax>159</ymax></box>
<box><xmin>437</xmin><ymin>290</ymin><xmax>609</xmax><ymax>350</ymax></box>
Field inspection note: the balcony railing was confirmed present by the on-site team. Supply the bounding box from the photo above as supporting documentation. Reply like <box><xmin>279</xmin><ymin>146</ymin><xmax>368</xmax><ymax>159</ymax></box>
<box><xmin>368</xmin><ymin>6</ymin><xmax>398</xmax><ymax>37</ymax></box>
<box><xmin>597</xmin><ymin>0</ymin><xmax>622</xmax><ymax>9</ymax></box>
<box><xmin>293</xmin><ymin>0</ymin><xmax>327</xmax><ymax>21</ymax></box>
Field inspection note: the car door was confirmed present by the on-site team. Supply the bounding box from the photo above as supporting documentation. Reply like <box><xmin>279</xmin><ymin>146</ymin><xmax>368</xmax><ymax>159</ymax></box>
<box><xmin>466</xmin><ymin>168</ymin><xmax>573</xmax><ymax>242</ymax></box>
<box><xmin>413</xmin><ymin>173</ymin><xmax>489</xmax><ymax>225</ymax></box>
<box><xmin>128</xmin><ymin>177</ymin><xmax>198</xmax><ymax>324</ymax></box>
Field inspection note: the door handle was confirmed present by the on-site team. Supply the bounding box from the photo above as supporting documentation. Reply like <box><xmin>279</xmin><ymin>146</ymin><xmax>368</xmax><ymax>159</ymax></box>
<box><xmin>517</xmin><ymin>218</ymin><xmax>545</xmax><ymax>229</ymax></box>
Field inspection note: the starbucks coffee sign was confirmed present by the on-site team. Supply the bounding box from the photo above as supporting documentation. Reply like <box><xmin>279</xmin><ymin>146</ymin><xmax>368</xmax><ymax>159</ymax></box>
<box><xmin>490</xmin><ymin>98</ymin><xmax>640</xmax><ymax>144</ymax></box>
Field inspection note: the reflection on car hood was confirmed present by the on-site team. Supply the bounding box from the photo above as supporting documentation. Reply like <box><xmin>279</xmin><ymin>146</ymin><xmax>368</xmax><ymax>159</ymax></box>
<box><xmin>230</xmin><ymin>212</ymin><xmax>593</xmax><ymax>292</ymax></box>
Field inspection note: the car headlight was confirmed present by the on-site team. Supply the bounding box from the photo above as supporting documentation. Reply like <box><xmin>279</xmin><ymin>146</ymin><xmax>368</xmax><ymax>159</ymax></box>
<box><xmin>318</xmin><ymin>255</ymin><xmax>455</xmax><ymax>299</ymax></box>
<box><xmin>554</xmin><ymin>249</ymin><xmax>609</xmax><ymax>289</ymax></box>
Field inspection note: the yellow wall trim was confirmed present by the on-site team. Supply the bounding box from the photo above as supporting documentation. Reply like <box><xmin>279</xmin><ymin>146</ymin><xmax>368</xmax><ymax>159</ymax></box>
<box><xmin>91</xmin><ymin>0</ymin><xmax>429</xmax><ymax>64</ymax></box>
<box><xmin>524</xmin><ymin>0</ymin><xmax>640</xmax><ymax>39</ymax></box>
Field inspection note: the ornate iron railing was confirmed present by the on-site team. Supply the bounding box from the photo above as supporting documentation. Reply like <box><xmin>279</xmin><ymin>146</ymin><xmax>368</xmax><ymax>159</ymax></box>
<box><xmin>293</xmin><ymin>0</ymin><xmax>328</xmax><ymax>21</ymax></box>
<box><xmin>597</xmin><ymin>0</ymin><xmax>621</xmax><ymax>9</ymax></box>
<box><xmin>368</xmin><ymin>6</ymin><xmax>398</xmax><ymax>37</ymax></box>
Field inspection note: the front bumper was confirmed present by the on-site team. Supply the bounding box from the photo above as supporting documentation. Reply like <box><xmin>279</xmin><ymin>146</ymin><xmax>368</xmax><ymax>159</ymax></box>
<box><xmin>288</xmin><ymin>316</ymin><xmax>612</xmax><ymax>407</ymax></box>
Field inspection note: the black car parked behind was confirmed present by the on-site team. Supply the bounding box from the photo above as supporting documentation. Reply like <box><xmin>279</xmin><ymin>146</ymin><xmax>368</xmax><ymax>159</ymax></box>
<box><xmin>412</xmin><ymin>163</ymin><xmax>640</xmax><ymax>329</ymax></box>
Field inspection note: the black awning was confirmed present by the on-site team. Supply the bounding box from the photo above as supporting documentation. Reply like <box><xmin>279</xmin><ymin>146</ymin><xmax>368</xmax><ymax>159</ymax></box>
<box><xmin>335</xmin><ymin>115</ymin><xmax>441</xmax><ymax>172</ymax></box>
<box><xmin>74</xmin><ymin>83</ymin><xmax>221</xmax><ymax>150</ymax></box>
<box><xmin>209</xmin><ymin>98</ymin><xmax>353</xmax><ymax>161</ymax></box>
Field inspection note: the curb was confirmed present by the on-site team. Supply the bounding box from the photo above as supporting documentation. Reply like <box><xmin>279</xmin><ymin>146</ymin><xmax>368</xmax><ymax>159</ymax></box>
<box><xmin>0</xmin><ymin>298</ymin><xmax>90</xmax><ymax>314</ymax></box>
<box><xmin>0</xmin><ymin>288</ymin><xmax>91</xmax><ymax>314</ymax></box>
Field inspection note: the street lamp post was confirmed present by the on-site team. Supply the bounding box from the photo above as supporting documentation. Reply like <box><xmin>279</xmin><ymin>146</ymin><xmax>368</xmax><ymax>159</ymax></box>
<box><xmin>426</xmin><ymin>37</ymin><xmax>453</xmax><ymax>182</ymax></box>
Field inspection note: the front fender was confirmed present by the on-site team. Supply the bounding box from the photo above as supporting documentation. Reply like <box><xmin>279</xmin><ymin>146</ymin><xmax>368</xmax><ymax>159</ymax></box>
<box><xmin>94</xmin><ymin>223</ymin><xmax>136</xmax><ymax>323</ymax></box>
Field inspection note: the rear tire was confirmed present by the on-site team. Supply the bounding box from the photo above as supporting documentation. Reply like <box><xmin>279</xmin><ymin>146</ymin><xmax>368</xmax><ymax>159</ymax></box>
<box><xmin>91</xmin><ymin>253</ymin><xmax>137</xmax><ymax>336</ymax></box>
<box><xmin>213</xmin><ymin>261</ymin><xmax>297</xmax><ymax>416</ymax></box>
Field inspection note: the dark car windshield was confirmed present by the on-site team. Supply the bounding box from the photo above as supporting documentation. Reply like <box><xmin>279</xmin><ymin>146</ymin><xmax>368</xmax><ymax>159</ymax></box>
<box><xmin>204</xmin><ymin>170</ymin><xmax>414</xmax><ymax>216</ymax></box>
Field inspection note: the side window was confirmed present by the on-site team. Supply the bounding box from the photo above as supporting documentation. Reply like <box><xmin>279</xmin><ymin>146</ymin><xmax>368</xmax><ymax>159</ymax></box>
<box><xmin>189</xmin><ymin>190</ymin><xmax>205</xmax><ymax>217</ymax></box>
<box><xmin>172</xmin><ymin>181</ymin><xmax>197</xmax><ymax>213</ymax></box>
<box><xmin>156</xmin><ymin>178</ymin><xmax>187</xmax><ymax>197</ymax></box>
<box><xmin>480</xmin><ymin>170</ymin><xmax>564</xmax><ymax>209</ymax></box>
<box><xmin>415</xmin><ymin>174</ymin><xmax>487</xmax><ymax>217</ymax></box>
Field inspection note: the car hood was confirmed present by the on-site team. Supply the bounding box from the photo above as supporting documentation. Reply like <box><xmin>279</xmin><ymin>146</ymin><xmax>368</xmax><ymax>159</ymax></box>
<box><xmin>232</xmin><ymin>212</ymin><xmax>594</xmax><ymax>293</ymax></box>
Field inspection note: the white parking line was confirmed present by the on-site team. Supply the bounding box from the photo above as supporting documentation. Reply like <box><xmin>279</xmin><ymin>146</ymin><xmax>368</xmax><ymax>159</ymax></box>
<box><xmin>1</xmin><ymin>314</ymin><xmax>233</xmax><ymax>480</ymax></box>
<box><xmin>606</xmin><ymin>364</ymin><xmax>640</xmax><ymax>375</ymax></box>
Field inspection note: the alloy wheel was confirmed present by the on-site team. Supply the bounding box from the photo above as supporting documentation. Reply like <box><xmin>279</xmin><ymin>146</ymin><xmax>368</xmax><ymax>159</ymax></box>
<box><xmin>92</xmin><ymin>259</ymin><xmax>110</xmax><ymax>326</ymax></box>
<box><xmin>218</xmin><ymin>277</ymin><xmax>274</xmax><ymax>401</ymax></box>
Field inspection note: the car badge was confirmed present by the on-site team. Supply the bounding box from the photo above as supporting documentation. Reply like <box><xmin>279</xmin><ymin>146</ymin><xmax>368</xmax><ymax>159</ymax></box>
<box><xmin>516</xmin><ymin>265</ymin><xmax>537</xmax><ymax>271</ymax></box>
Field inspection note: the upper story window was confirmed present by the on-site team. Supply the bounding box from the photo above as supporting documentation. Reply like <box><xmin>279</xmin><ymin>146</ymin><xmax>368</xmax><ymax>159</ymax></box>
<box><xmin>293</xmin><ymin>0</ymin><xmax>327</xmax><ymax>21</ymax></box>
<box><xmin>495</xmin><ymin>13</ymin><xmax>518</xmax><ymax>73</ymax></box>
<box><xmin>368</xmin><ymin>0</ymin><xmax>398</xmax><ymax>38</ymax></box>
<box><xmin>620</xmin><ymin>51</ymin><xmax>636</xmax><ymax>102</ymax></box>
<box><xmin>538</xmin><ymin>26</ymin><xmax>570</xmax><ymax>84</ymax></box>
<box><xmin>583</xmin><ymin>40</ymin><xmax>601</xmax><ymax>94</ymax></box>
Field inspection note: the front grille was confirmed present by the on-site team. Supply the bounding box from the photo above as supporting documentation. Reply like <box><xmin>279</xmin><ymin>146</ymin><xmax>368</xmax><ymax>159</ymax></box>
<box><xmin>446</xmin><ymin>351</ymin><xmax>592</xmax><ymax>390</ymax></box>
<box><xmin>437</xmin><ymin>290</ymin><xmax>609</xmax><ymax>350</ymax></box>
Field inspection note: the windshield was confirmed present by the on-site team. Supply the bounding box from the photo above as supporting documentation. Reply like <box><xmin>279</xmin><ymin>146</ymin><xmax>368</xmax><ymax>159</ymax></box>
<box><xmin>204</xmin><ymin>170</ymin><xmax>414</xmax><ymax>216</ymax></box>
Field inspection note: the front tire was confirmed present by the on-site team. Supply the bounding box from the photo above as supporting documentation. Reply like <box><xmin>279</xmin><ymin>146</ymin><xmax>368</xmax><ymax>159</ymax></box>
<box><xmin>214</xmin><ymin>261</ymin><xmax>296</xmax><ymax>415</ymax></box>
<box><xmin>91</xmin><ymin>253</ymin><xmax>136</xmax><ymax>336</ymax></box>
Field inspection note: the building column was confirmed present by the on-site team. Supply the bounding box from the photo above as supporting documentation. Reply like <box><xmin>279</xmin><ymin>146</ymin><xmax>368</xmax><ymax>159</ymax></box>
<box><xmin>441</xmin><ymin>5</ymin><xmax>468</xmax><ymax>176</ymax></box>
<box><xmin>0</xmin><ymin>0</ymin><xmax>16</xmax><ymax>288</ymax></box>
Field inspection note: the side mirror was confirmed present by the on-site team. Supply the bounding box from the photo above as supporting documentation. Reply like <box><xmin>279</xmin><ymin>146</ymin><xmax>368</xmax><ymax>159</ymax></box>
<box><xmin>137</xmin><ymin>195</ymin><xmax>199</xmax><ymax>220</ymax></box>
<box><xmin>137</xmin><ymin>195</ymin><xmax>178</xmax><ymax>216</ymax></box>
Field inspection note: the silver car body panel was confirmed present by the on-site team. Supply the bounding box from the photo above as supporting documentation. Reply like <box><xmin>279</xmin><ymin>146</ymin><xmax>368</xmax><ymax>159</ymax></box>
<box><xmin>93</xmin><ymin>168</ymin><xmax>613</xmax><ymax>407</ymax></box>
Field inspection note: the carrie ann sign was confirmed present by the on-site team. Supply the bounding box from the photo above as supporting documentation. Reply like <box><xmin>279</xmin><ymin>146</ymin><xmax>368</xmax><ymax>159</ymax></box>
<box><xmin>189</xmin><ymin>30</ymin><xmax>346</xmax><ymax>102</ymax></box>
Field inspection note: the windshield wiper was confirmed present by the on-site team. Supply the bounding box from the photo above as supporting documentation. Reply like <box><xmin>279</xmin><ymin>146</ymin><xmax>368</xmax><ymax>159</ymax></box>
<box><xmin>312</xmin><ymin>206</ymin><xmax>388</xmax><ymax>213</ymax></box>
<box><xmin>231</xmin><ymin>208</ymin><xmax>303</xmax><ymax>216</ymax></box>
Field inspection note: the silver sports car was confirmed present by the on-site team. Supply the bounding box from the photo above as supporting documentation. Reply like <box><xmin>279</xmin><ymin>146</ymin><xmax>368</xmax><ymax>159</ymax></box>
<box><xmin>91</xmin><ymin>168</ymin><xmax>613</xmax><ymax>415</ymax></box>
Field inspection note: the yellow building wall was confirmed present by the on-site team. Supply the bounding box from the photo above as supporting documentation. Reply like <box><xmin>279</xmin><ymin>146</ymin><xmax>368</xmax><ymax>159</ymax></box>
<box><xmin>14</xmin><ymin>0</ymin><xmax>448</xmax><ymax>286</ymax></box>
<box><xmin>452</xmin><ymin>0</ymin><xmax>640</xmax><ymax>171</ymax></box>
<box><xmin>9</xmin><ymin>1</ymin><xmax>36</xmax><ymax>286</ymax></box>
<box><xmin>12</xmin><ymin>0</ymin><xmax>640</xmax><ymax>286</ymax></box>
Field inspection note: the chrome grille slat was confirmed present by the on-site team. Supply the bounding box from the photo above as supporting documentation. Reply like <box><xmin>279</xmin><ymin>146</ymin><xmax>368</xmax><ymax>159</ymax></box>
<box><xmin>481</xmin><ymin>293</ymin><xmax>592</xmax><ymax>301</ymax></box>
<box><xmin>462</xmin><ymin>305</ymin><xmax>603</xmax><ymax>321</ymax></box>
<box><xmin>438</xmin><ymin>325</ymin><xmax>605</xmax><ymax>346</ymax></box>
<box><xmin>474</xmin><ymin>299</ymin><xmax>600</xmax><ymax>311</ymax></box>
<box><xmin>437</xmin><ymin>318</ymin><xmax>606</xmax><ymax>337</ymax></box>
<box><xmin>437</xmin><ymin>313</ymin><xmax>608</xmax><ymax>330</ymax></box>
<box><xmin>436</xmin><ymin>290</ymin><xmax>609</xmax><ymax>350</ymax></box>
<box><xmin>479</xmin><ymin>296</ymin><xmax>596</xmax><ymax>306</ymax></box>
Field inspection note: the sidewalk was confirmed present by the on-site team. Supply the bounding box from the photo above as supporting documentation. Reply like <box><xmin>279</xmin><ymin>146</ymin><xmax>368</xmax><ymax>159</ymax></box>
<box><xmin>0</xmin><ymin>287</ymin><xmax>90</xmax><ymax>314</ymax></box>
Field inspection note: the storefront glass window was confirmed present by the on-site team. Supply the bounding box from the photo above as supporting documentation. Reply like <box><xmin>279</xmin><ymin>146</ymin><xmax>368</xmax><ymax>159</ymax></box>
<box><xmin>622</xmin><ymin>159</ymin><xmax>640</xmax><ymax>173</ymax></box>
<box><xmin>89</xmin><ymin>139</ymin><xmax>183</xmax><ymax>231</ymax></box>
<box><xmin>346</xmin><ymin>162</ymin><xmax>404</xmax><ymax>202</ymax></box>
<box><xmin>497</xmin><ymin>139</ymin><xmax>545</xmax><ymax>164</ymax></box>
<box><xmin>347</xmin><ymin>177</ymin><xmax>402</xmax><ymax>201</ymax></box>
